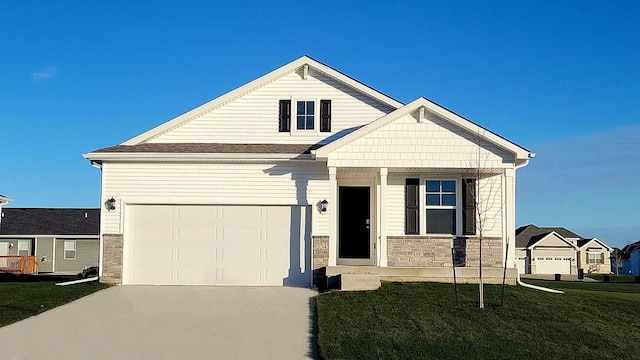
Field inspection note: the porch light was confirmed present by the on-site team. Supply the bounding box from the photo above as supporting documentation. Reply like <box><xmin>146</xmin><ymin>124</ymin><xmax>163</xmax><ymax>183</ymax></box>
<box><xmin>105</xmin><ymin>197</ymin><xmax>116</xmax><ymax>211</ymax></box>
<box><xmin>320</xmin><ymin>199</ymin><xmax>328</xmax><ymax>212</ymax></box>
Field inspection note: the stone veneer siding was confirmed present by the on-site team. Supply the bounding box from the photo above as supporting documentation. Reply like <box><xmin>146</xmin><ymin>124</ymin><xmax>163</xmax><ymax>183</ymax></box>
<box><xmin>387</xmin><ymin>236</ymin><xmax>503</xmax><ymax>268</ymax></box>
<box><xmin>312</xmin><ymin>236</ymin><xmax>329</xmax><ymax>287</ymax></box>
<box><xmin>101</xmin><ymin>234</ymin><xmax>123</xmax><ymax>284</ymax></box>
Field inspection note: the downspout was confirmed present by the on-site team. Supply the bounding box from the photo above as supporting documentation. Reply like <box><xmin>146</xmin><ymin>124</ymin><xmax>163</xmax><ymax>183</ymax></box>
<box><xmin>515</xmin><ymin>263</ymin><xmax>564</xmax><ymax>294</ymax></box>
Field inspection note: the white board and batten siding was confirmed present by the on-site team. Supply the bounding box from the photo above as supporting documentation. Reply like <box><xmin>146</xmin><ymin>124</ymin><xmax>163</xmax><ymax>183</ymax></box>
<box><xmin>148</xmin><ymin>68</ymin><xmax>395</xmax><ymax>145</ymax></box>
<box><xmin>101</xmin><ymin>161</ymin><xmax>330</xmax><ymax>236</ymax></box>
<box><xmin>328</xmin><ymin>113</ymin><xmax>514</xmax><ymax>169</ymax></box>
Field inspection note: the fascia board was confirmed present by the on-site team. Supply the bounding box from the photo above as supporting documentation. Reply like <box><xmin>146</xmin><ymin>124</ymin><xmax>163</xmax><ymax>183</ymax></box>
<box><xmin>83</xmin><ymin>152</ymin><xmax>315</xmax><ymax>162</ymax></box>
<box><xmin>579</xmin><ymin>238</ymin><xmax>613</xmax><ymax>252</ymax></box>
<box><xmin>122</xmin><ymin>56</ymin><xmax>403</xmax><ymax>146</ymax></box>
<box><xmin>527</xmin><ymin>231</ymin><xmax>578</xmax><ymax>250</ymax></box>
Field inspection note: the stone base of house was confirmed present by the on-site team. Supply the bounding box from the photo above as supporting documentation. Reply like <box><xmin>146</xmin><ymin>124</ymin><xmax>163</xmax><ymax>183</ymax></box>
<box><xmin>319</xmin><ymin>265</ymin><xmax>517</xmax><ymax>291</ymax></box>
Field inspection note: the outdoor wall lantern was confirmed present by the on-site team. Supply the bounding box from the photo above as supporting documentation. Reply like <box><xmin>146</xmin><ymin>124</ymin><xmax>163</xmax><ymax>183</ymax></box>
<box><xmin>320</xmin><ymin>199</ymin><xmax>328</xmax><ymax>212</ymax></box>
<box><xmin>105</xmin><ymin>197</ymin><xmax>116</xmax><ymax>211</ymax></box>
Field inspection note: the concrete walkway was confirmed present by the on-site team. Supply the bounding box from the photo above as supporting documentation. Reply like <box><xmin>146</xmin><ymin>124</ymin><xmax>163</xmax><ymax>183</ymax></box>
<box><xmin>0</xmin><ymin>286</ymin><xmax>318</xmax><ymax>360</ymax></box>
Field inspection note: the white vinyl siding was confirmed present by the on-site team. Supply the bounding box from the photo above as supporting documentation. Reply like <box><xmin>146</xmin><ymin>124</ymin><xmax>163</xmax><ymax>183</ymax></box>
<box><xmin>148</xmin><ymin>68</ymin><xmax>394</xmax><ymax>144</ymax></box>
<box><xmin>101</xmin><ymin>162</ymin><xmax>330</xmax><ymax>236</ymax></box>
<box><xmin>328</xmin><ymin>113</ymin><xmax>514</xmax><ymax>168</ymax></box>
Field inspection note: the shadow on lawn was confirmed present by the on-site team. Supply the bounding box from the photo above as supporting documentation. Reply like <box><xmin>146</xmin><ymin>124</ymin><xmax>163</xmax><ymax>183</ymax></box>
<box><xmin>0</xmin><ymin>273</ymin><xmax>77</xmax><ymax>283</ymax></box>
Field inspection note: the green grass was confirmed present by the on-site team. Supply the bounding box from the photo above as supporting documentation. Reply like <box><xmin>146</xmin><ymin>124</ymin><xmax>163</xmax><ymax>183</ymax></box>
<box><xmin>316</xmin><ymin>281</ymin><xmax>640</xmax><ymax>360</ymax></box>
<box><xmin>588</xmin><ymin>274</ymin><xmax>638</xmax><ymax>283</ymax></box>
<box><xmin>0</xmin><ymin>275</ymin><xmax>109</xmax><ymax>327</ymax></box>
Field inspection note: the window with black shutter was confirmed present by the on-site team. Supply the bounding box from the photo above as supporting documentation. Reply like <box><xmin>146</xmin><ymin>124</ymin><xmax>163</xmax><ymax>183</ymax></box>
<box><xmin>278</xmin><ymin>100</ymin><xmax>291</xmax><ymax>132</ymax></box>
<box><xmin>320</xmin><ymin>100</ymin><xmax>331</xmax><ymax>132</ymax></box>
<box><xmin>462</xmin><ymin>178</ymin><xmax>477</xmax><ymax>235</ymax></box>
<box><xmin>405</xmin><ymin>178</ymin><xmax>419</xmax><ymax>235</ymax></box>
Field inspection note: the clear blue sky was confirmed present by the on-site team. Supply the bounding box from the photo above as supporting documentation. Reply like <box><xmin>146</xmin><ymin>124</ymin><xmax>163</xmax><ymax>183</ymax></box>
<box><xmin>1</xmin><ymin>1</ymin><xmax>638</xmax><ymax>247</ymax></box>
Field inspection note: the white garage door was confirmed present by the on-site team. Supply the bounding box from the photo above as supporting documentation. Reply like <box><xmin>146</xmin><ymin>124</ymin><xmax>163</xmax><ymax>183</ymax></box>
<box><xmin>535</xmin><ymin>257</ymin><xmax>571</xmax><ymax>274</ymax></box>
<box><xmin>124</xmin><ymin>205</ymin><xmax>311</xmax><ymax>286</ymax></box>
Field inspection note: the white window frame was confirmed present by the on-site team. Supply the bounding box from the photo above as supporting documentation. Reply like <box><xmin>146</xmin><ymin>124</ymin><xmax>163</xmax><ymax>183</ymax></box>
<box><xmin>588</xmin><ymin>252</ymin><xmax>604</xmax><ymax>264</ymax></box>
<box><xmin>17</xmin><ymin>240</ymin><xmax>30</xmax><ymax>256</ymax></box>
<box><xmin>292</xmin><ymin>98</ymin><xmax>321</xmax><ymax>135</ymax></box>
<box><xmin>419</xmin><ymin>177</ymin><xmax>462</xmax><ymax>236</ymax></box>
<box><xmin>64</xmin><ymin>240</ymin><xmax>76</xmax><ymax>260</ymax></box>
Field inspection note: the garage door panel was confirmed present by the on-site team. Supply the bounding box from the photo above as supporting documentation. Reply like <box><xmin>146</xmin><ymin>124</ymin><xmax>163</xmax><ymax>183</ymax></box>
<box><xmin>131</xmin><ymin>227</ymin><xmax>173</xmax><ymax>245</ymax></box>
<box><xmin>176</xmin><ymin>248</ymin><xmax>217</xmax><ymax>264</ymax></box>
<box><xmin>125</xmin><ymin>205</ymin><xmax>311</xmax><ymax>286</ymax></box>
<box><xmin>175</xmin><ymin>228</ymin><xmax>216</xmax><ymax>244</ymax></box>
<box><xmin>130</xmin><ymin>247</ymin><xmax>173</xmax><ymax>265</ymax></box>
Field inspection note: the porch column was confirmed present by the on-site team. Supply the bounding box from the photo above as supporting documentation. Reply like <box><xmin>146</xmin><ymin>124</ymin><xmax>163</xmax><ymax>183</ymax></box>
<box><xmin>504</xmin><ymin>167</ymin><xmax>516</xmax><ymax>268</ymax></box>
<box><xmin>379</xmin><ymin>167</ymin><xmax>388</xmax><ymax>267</ymax></box>
<box><xmin>328</xmin><ymin>166</ymin><xmax>338</xmax><ymax>266</ymax></box>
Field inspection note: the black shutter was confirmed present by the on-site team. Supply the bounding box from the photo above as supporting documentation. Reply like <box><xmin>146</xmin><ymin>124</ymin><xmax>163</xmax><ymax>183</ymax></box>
<box><xmin>462</xmin><ymin>178</ymin><xmax>476</xmax><ymax>235</ymax></box>
<box><xmin>405</xmin><ymin>178</ymin><xmax>419</xmax><ymax>235</ymax></box>
<box><xmin>278</xmin><ymin>100</ymin><xmax>291</xmax><ymax>132</ymax></box>
<box><xmin>320</xmin><ymin>100</ymin><xmax>331</xmax><ymax>132</ymax></box>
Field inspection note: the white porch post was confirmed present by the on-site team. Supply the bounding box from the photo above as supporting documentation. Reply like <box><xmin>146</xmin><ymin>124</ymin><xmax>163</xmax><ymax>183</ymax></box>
<box><xmin>379</xmin><ymin>167</ymin><xmax>388</xmax><ymax>267</ymax></box>
<box><xmin>504</xmin><ymin>167</ymin><xmax>516</xmax><ymax>268</ymax></box>
<box><xmin>328</xmin><ymin>166</ymin><xmax>338</xmax><ymax>266</ymax></box>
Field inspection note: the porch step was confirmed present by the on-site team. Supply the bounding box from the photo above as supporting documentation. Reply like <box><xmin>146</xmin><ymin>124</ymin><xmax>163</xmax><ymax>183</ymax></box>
<box><xmin>340</xmin><ymin>274</ymin><xmax>382</xmax><ymax>291</ymax></box>
<box><xmin>324</xmin><ymin>266</ymin><xmax>518</xmax><ymax>290</ymax></box>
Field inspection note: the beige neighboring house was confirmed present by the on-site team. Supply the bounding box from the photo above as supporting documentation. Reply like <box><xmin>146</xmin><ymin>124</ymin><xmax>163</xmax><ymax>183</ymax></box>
<box><xmin>576</xmin><ymin>238</ymin><xmax>612</xmax><ymax>274</ymax></box>
<box><xmin>515</xmin><ymin>224</ymin><xmax>612</xmax><ymax>275</ymax></box>
<box><xmin>84</xmin><ymin>55</ymin><xmax>534</xmax><ymax>289</ymax></box>
<box><xmin>0</xmin><ymin>208</ymin><xmax>100</xmax><ymax>275</ymax></box>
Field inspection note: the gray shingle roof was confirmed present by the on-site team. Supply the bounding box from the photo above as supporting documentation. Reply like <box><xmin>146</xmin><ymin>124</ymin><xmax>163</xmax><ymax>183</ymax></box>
<box><xmin>515</xmin><ymin>224</ymin><xmax>583</xmax><ymax>248</ymax></box>
<box><xmin>0</xmin><ymin>208</ymin><xmax>100</xmax><ymax>236</ymax></box>
<box><xmin>91</xmin><ymin>143</ymin><xmax>324</xmax><ymax>154</ymax></box>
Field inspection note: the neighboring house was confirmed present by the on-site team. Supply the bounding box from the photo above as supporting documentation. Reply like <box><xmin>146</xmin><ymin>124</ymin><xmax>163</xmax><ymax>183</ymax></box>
<box><xmin>618</xmin><ymin>241</ymin><xmax>640</xmax><ymax>275</ymax></box>
<box><xmin>0</xmin><ymin>208</ymin><xmax>100</xmax><ymax>275</ymax></box>
<box><xmin>0</xmin><ymin>194</ymin><xmax>10</xmax><ymax>228</ymax></box>
<box><xmin>515</xmin><ymin>224</ymin><xmax>612</xmax><ymax>275</ymax></box>
<box><xmin>84</xmin><ymin>55</ymin><xmax>533</xmax><ymax>288</ymax></box>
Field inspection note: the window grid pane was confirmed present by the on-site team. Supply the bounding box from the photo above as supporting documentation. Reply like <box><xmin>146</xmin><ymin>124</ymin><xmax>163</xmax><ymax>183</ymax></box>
<box><xmin>296</xmin><ymin>101</ymin><xmax>314</xmax><ymax>130</ymax></box>
<box><xmin>425</xmin><ymin>179</ymin><xmax>457</xmax><ymax>235</ymax></box>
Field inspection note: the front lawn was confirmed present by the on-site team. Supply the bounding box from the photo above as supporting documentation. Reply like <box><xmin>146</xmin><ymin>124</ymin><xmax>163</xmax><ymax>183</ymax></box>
<box><xmin>316</xmin><ymin>281</ymin><xmax>640</xmax><ymax>359</ymax></box>
<box><xmin>588</xmin><ymin>274</ymin><xmax>638</xmax><ymax>283</ymax></box>
<box><xmin>0</xmin><ymin>275</ymin><xmax>109</xmax><ymax>327</ymax></box>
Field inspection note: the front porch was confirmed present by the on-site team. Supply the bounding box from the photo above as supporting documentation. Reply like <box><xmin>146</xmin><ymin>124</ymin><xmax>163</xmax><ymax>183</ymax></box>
<box><xmin>323</xmin><ymin>265</ymin><xmax>517</xmax><ymax>291</ymax></box>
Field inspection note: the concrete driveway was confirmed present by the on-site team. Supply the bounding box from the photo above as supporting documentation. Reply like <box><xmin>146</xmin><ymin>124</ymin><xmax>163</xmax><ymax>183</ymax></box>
<box><xmin>0</xmin><ymin>286</ymin><xmax>318</xmax><ymax>360</ymax></box>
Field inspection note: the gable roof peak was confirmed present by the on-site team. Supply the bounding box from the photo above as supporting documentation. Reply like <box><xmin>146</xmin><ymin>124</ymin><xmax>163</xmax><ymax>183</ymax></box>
<box><xmin>120</xmin><ymin>56</ymin><xmax>404</xmax><ymax>146</ymax></box>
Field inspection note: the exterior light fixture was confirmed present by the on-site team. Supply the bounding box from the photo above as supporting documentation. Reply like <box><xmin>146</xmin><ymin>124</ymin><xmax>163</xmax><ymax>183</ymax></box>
<box><xmin>105</xmin><ymin>197</ymin><xmax>116</xmax><ymax>211</ymax></box>
<box><xmin>320</xmin><ymin>199</ymin><xmax>328</xmax><ymax>212</ymax></box>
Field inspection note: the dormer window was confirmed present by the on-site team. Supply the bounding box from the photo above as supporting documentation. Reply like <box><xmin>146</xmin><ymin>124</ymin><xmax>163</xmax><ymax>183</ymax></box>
<box><xmin>296</xmin><ymin>101</ymin><xmax>315</xmax><ymax>130</ymax></box>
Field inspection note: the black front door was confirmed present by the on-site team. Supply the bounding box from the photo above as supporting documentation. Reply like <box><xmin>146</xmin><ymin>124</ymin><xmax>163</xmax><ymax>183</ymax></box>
<box><xmin>338</xmin><ymin>186</ymin><xmax>370</xmax><ymax>259</ymax></box>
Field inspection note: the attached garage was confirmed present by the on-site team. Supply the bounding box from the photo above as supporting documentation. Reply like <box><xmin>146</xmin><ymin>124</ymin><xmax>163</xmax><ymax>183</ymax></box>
<box><xmin>535</xmin><ymin>256</ymin><xmax>572</xmax><ymax>274</ymax></box>
<box><xmin>123</xmin><ymin>205</ymin><xmax>311</xmax><ymax>286</ymax></box>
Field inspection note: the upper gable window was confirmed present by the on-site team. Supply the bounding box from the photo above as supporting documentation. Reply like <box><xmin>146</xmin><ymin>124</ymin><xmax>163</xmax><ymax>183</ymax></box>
<box><xmin>279</xmin><ymin>99</ymin><xmax>332</xmax><ymax>133</ymax></box>
<box><xmin>296</xmin><ymin>101</ymin><xmax>315</xmax><ymax>130</ymax></box>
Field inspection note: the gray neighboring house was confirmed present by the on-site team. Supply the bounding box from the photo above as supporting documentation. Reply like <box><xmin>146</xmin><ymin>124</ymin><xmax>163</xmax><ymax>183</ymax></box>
<box><xmin>0</xmin><ymin>208</ymin><xmax>100</xmax><ymax>275</ymax></box>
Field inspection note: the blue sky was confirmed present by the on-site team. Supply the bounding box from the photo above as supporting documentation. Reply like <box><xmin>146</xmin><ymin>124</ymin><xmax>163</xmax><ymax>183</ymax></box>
<box><xmin>1</xmin><ymin>1</ymin><xmax>638</xmax><ymax>247</ymax></box>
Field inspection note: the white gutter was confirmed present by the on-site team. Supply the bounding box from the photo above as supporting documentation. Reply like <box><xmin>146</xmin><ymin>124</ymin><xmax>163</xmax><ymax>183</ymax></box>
<box><xmin>83</xmin><ymin>152</ymin><xmax>314</xmax><ymax>162</ymax></box>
